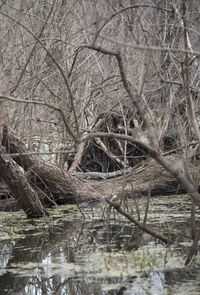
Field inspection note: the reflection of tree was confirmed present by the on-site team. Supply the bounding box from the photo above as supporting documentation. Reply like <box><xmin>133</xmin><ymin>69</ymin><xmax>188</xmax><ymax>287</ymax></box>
<box><xmin>0</xmin><ymin>213</ymin><xmax>148</xmax><ymax>294</ymax></box>
<box><xmin>0</xmin><ymin>220</ymin><xmax>80</xmax><ymax>294</ymax></box>
<box><xmin>1</xmin><ymin>211</ymin><xmax>199</xmax><ymax>294</ymax></box>
<box><xmin>0</xmin><ymin>241</ymin><xmax>13</xmax><ymax>268</ymax></box>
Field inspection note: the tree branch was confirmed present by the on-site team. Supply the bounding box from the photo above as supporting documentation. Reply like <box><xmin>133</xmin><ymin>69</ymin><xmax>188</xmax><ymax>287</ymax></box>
<box><xmin>97</xmin><ymin>35</ymin><xmax>200</xmax><ymax>56</ymax></box>
<box><xmin>0</xmin><ymin>8</ymin><xmax>80</xmax><ymax>137</ymax></box>
<box><xmin>106</xmin><ymin>198</ymin><xmax>170</xmax><ymax>244</ymax></box>
<box><xmin>0</xmin><ymin>95</ymin><xmax>77</xmax><ymax>141</ymax></box>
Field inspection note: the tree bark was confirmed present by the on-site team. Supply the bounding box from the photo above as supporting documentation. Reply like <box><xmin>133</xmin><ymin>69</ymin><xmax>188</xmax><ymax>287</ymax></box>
<box><xmin>0</xmin><ymin>150</ymin><xmax>48</xmax><ymax>218</ymax></box>
<box><xmin>0</xmin><ymin>126</ymin><xmax>189</xmax><ymax>216</ymax></box>
<box><xmin>2</xmin><ymin>126</ymin><xmax>100</xmax><ymax>205</ymax></box>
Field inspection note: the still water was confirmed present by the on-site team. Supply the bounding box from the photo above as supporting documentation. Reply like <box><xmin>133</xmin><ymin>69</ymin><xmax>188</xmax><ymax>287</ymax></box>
<box><xmin>0</xmin><ymin>195</ymin><xmax>200</xmax><ymax>295</ymax></box>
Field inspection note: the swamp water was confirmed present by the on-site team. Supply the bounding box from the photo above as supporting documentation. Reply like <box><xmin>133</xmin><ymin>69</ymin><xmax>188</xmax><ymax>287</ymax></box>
<box><xmin>0</xmin><ymin>194</ymin><xmax>200</xmax><ymax>295</ymax></box>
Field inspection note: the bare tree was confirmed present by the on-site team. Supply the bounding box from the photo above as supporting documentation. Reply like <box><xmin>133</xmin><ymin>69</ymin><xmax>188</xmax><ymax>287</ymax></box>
<box><xmin>0</xmin><ymin>0</ymin><xmax>199</xmax><ymax>258</ymax></box>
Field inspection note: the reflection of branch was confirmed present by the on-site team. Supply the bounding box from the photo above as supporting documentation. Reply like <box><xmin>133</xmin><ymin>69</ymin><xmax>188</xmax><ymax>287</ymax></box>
<box><xmin>0</xmin><ymin>95</ymin><xmax>77</xmax><ymax>141</ymax></box>
<box><xmin>0</xmin><ymin>219</ymin><xmax>80</xmax><ymax>294</ymax></box>
<box><xmin>185</xmin><ymin>227</ymin><xmax>200</xmax><ymax>266</ymax></box>
<box><xmin>106</xmin><ymin>198</ymin><xmax>170</xmax><ymax>244</ymax></box>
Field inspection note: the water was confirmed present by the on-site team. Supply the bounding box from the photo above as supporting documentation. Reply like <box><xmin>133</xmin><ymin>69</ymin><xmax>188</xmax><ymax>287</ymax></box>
<box><xmin>0</xmin><ymin>195</ymin><xmax>200</xmax><ymax>295</ymax></box>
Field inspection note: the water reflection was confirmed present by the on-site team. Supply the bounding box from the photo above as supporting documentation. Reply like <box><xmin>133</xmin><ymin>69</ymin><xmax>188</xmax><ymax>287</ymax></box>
<box><xmin>0</xmin><ymin>197</ymin><xmax>199</xmax><ymax>295</ymax></box>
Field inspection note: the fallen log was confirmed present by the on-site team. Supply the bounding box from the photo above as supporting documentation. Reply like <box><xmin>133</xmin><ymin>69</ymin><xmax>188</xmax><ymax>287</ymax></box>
<box><xmin>2</xmin><ymin>126</ymin><xmax>103</xmax><ymax>205</ymax></box>
<box><xmin>0</xmin><ymin>126</ymin><xmax>188</xmax><ymax>213</ymax></box>
<box><xmin>71</xmin><ymin>167</ymin><xmax>132</xmax><ymax>180</ymax></box>
<box><xmin>0</xmin><ymin>151</ymin><xmax>48</xmax><ymax>217</ymax></box>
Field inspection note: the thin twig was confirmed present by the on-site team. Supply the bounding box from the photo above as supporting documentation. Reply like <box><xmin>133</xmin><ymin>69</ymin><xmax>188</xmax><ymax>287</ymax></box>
<box><xmin>0</xmin><ymin>8</ymin><xmax>80</xmax><ymax>137</ymax></box>
<box><xmin>0</xmin><ymin>95</ymin><xmax>77</xmax><ymax>141</ymax></box>
<box><xmin>97</xmin><ymin>35</ymin><xmax>200</xmax><ymax>56</ymax></box>
<box><xmin>93</xmin><ymin>4</ymin><xmax>174</xmax><ymax>44</ymax></box>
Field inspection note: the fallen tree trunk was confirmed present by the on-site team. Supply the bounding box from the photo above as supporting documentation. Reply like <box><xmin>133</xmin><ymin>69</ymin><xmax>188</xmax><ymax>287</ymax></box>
<box><xmin>0</xmin><ymin>150</ymin><xmax>48</xmax><ymax>217</ymax></box>
<box><xmin>0</xmin><ymin>127</ymin><xmax>189</xmax><ymax>215</ymax></box>
<box><xmin>2</xmin><ymin>126</ymin><xmax>102</xmax><ymax>204</ymax></box>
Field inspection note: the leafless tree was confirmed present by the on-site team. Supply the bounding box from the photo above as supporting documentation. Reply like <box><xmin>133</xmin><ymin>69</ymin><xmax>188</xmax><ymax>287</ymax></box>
<box><xmin>0</xmin><ymin>1</ymin><xmax>200</xmax><ymax>262</ymax></box>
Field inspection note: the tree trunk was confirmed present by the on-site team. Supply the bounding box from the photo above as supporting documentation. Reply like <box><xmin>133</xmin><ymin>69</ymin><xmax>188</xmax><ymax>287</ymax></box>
<box><xmin>0</xmin><ymin>126</ymin><xmax>189</xmax><ymax>216</ymax></box>
<box><xmin>2</xmin><ymin>126</ymin><xmax>100</xmax><ymax>205</ymax></box>
<box><xmin>0</xmin><ymin>150</ymin><xmax>48</xmax><ymax>218</ymax></box>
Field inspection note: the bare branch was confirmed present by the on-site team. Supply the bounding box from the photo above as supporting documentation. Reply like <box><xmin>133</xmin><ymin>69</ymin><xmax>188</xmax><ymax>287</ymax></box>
<box><xmin>93</xmin><ymin>4</ymin><xmax>174</xmax><ymax>44</ymax></box>
<box><xmin>106</xmin><ymin>198</ymin><xmax>170</xmax><ymax>244</ymax></box>
<box><xmin>182</xmin><ymin>3</ymin><xmax>200</xmax><ymax>141</ymax></box>
<box><xmin>0</xmin><ymin>95</ymin><xmax>77</xmax><ymax>141</ymax></box>
<box><xmin>97</xmin><ymin>35</ymin><xmax>200</xmax><ymax>57</ymax></box>
<box><xmin>11</xmin><ymin>1</ymin><xmax>55</xmax><ymax>95</ymax></box>
<box><xmin>0</xmin><ymin>8</ymin><xmax>80</xmax><ymax>137</ymax></box>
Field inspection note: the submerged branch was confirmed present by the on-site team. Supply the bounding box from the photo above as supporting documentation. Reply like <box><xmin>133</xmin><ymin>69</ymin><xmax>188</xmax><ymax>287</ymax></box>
<box><xmin>106</xmin><ymin>198</ymin><xmax>170</xmax><ymax>244</ymax></box>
